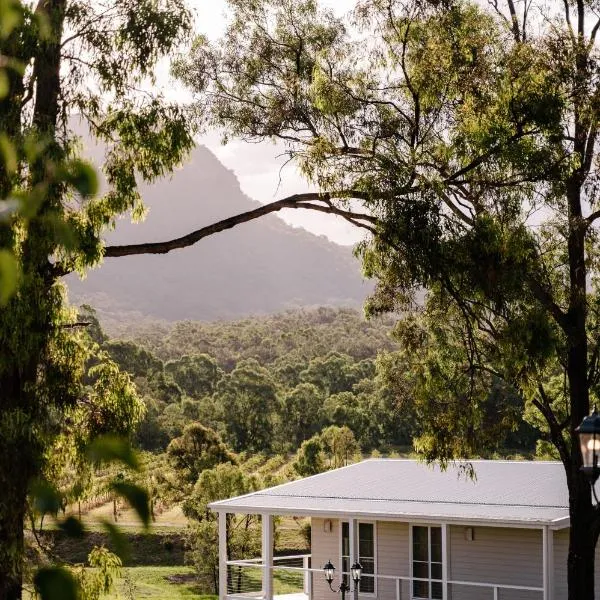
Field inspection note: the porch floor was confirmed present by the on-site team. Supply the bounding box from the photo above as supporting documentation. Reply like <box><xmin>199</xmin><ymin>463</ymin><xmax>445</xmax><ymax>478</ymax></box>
<box><xmin>227</xmin><ymin>593</ymin><xmax>308</xmax><ymax>600</ymax></box>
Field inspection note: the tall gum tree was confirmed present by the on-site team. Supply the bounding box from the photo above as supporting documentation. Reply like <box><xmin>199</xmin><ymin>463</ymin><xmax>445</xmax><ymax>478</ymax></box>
<box><xmin>0</xmin><ymin>1</ymin><xmax>196</xmax><ymax>598</ymax></box>
<box><xmin>152</xmin><ymin>0</ymin><xmax>600</xmax><ymax>597</ymax></box>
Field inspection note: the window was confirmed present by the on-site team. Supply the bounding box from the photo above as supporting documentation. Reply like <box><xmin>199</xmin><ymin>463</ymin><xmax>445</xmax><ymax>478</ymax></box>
<box><xmin>341</xmin><ymin>522</ymin><xmax>376</xmax><ymax>594</ymax></box>
<box><xmin>412</xmin><ymin>526</ymin><xmax>442</xmax><ymax>600</ymax></box>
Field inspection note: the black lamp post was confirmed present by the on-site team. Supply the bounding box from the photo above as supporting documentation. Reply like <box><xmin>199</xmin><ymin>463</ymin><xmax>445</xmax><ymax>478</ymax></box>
<box><xmin>323</xmin><ymin>560</ymin><xmax>362</xmax><ymax>600</ymax></box>
<box><xmin>575</xmin><ymin>407</ymin><xmax>600</xmax><ymax>503</ymax></box>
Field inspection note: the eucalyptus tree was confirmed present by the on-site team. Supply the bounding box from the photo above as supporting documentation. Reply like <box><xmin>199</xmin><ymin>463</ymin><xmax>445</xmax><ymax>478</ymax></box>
<box><xmin>0</xmin><ymin>0</ymin><xmax>194</xmax><ymax>597</ymax></box>
<box><xmin>167</xmin><ymin>1</ymin><xmax>600</xmax><ymax>597</ymax></box>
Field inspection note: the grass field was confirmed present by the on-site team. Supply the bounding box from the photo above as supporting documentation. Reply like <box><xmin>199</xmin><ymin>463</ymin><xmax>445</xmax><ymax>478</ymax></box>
<box><xmin>48</xmin><ymin>497</ymin><xmax>309</xmax><ymax>599</ymax></box>
<box><xmin>107</xmin><ymin>566</ymin><xmax>211</xmax><ymax>599</ymax></box>
<box><xmin>105</xmin><ymin>565</ymin><xmax>304</xmax><ymax>600</ymax></box>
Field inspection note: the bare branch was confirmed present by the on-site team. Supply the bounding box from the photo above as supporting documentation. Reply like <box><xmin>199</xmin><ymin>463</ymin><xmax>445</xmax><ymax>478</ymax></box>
<box><xmin>533</xmin><ymin>386</ymin><xmax>571</xmax><ymax>469</ymax></box>
<box><xmin>585</xmin><ymin>209</ymin><xmax>600</xmax><ymax>226</ymax></box>
<box><xmin>102</xmin><ymin>192</ymin><xmax>375</xmax><ymax>258</ymax></box>
<box><xmin>506</xmin><ymin>0</ymin><xmax>521</xmax><ymax>42</ymax></box>
<box><xmin>60</xmin><ymin>321</ymin><xmax>91</xmax><ymax>329</ymax></box>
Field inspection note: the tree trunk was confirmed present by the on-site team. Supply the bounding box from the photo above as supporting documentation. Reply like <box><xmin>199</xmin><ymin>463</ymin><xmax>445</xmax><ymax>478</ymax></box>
<box><xmin>0</xmin><ymin>449</ymin><xmax>29</xmax><ymax>600</ymax></box>
<box><xmin>568</xmin><ymin>485</ymin><xmax>597</xmax><ymax>600</ymax></box>
<box><xmin>564</xmin><ymin>129</ymin><xmax>597</xmax><ymax>595</ymax></box>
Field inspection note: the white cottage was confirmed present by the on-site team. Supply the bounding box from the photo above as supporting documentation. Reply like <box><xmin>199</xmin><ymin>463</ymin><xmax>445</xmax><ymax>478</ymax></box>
<box><xmin>209</xmin><ymin>459</ymin><xmax>599</xmax><ymax>600</ymax></box>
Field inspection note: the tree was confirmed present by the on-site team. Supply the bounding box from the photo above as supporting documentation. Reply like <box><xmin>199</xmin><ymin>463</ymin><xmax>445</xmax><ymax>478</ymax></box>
<box><xmin>213</xmin><ymin>359</ymin><xmax>280</xmax><ymax>452</ymax></box>
<box><xmin>164</xmin><ymin>353</ymin><xmax>223</xmax><ymax>398</ymax></box>
<box><xmin>103</xmin><ymin>340</ymin><xmax>163</xmax><ymax>378</ymax></box>
<box><xmin>0</xmin><ymin>0</ymin><xmax>193</xmax><ymax>596</ymax></box>
<box><xmin>293</xmin><ymin>437</ymin><xmax>326</xmax><ymax>477</ymax></box>
<box><xmin>184</xmin><ymin>463</ymin><xmax>261</xmax><ymax>594</ymax></box>
<box><xmin>320</xmin><ymin>425</ymin><xmax>359</xmax><ymax>469</ymax></box>
<box><xmin>300</xmin><ymin>352</ymin><xmax>357</xmax><ymax>395</ymax></box>
<box><xmin>169</xmin><ymin>1</ymin><xmax>600</xmax><ymax>596</ymax></box>
<box><xmin>280</xmin><ymin>382</ymin><xmax>324</xmax><ymax>447</ymax></box>
<box><xmin>167</xmin><ymin>421</ymin><xmax>237</xmax><ymax>484</ymax></box>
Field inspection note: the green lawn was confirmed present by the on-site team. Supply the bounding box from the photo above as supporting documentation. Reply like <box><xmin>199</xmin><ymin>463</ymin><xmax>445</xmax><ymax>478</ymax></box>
<box><xmin>106</xmin><ymin>566</ymin><xmax>305</xmax><ymax>599</ymax></box>
<box><xmin>230</xmin><ymin>566</ymin><xmax>305</xmax><ymax>595</ymax></box>
<box><xmin>107</xmin><ymin>566</ymin><xmax>214</xmax><ymax>599</ymax></box>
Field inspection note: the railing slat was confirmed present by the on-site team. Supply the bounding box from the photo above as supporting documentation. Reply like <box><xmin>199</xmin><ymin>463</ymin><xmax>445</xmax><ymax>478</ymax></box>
<box><xmin>225</xmin><ymin>554</ymin><xmax>544</xmax><ymax>598</ymax></box>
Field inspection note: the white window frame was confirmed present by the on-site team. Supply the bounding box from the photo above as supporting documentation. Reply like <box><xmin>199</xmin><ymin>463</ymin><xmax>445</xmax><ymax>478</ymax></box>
<box><xmin>339</xmin><ymin>520</ymin><xmax>377</xmax><ymax>597</ymax></box>
<box><xmin>409</xmin><ymin>524</ymin><xmax>444</xmax><ymax>600</ymax></box>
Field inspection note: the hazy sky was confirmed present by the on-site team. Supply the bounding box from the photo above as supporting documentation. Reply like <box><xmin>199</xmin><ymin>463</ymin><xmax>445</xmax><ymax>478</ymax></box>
<box><xmin>177</xmin><ymin>0</ymin><xmax>363</xmax><ymax>246</ymax></box>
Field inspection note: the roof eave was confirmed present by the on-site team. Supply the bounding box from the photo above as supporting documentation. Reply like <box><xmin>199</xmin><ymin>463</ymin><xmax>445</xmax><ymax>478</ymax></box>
<box><xmin>208</xmin><ymin>502</ymin><xmax>567</xmax><ymax>529</ymax></box>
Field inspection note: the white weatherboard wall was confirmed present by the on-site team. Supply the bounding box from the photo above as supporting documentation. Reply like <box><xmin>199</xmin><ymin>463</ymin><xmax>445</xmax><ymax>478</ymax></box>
<box><xmin>553</xmin><ymin>529</ymin><xmax>600</xmax><ymax>599</ymax></box>
<box><xmin>448</xmin><ymin>525</ymin><xmax>542</xmax><ymax>600</ymax></box>
<box><xmin>312</xmin><ymin>518</ymin><xmax>341</xmax><ymax>600</ymax></box>
<box><xmin>377</xmin><ymin>521</ymin><xmax>410</xmax><ymax>599</ymax></box>
<box><xmin>311</xmin><ymin>519</ymin><xmax>557</xmax><ymax>600</ymax></box>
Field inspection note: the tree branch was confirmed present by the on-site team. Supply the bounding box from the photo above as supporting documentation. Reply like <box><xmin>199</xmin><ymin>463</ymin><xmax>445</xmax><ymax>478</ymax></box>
<box><xmin>533</xmin><ymin>386</ymin><xmax>571</xmax><ymax>468</ymax></box>
<box><xmin>101</xmin><ymin>192</ymin><xmax>376</xmax><ymax>258</ymax></box>
<box><xmin>525</xmin><ymin>276</ymin><xmax>569</xmax><ymax>332</ymax></box>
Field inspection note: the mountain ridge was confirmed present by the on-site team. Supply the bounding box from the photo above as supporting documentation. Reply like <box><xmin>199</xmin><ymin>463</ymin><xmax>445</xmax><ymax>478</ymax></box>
<box><xmin>66</xmin><ymin>138</ymin><xmax>371</xmax><ymax>322</ymax></box>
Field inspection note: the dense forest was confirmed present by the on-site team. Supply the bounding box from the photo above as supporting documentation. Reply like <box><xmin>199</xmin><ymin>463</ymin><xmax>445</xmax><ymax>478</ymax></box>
<box><xmin>85</xmin><ymin>305</ymin><xmax>540</xmax><ymax>461</ymax></box>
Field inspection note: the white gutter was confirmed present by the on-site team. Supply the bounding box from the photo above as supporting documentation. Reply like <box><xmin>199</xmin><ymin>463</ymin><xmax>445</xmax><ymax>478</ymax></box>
<box><xmin>208</xmin><ymin>503</ymin><xmax>568</xmax><ymax>529</ymax></box>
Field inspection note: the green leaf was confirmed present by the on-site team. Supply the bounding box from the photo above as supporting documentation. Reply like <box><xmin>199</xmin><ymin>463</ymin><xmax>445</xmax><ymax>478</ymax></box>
<box><xmin>100</xmin><ymin>519</ymin><xmax>131</xmax><ymax>561</ymax></box>
<box><xmin>0</xmin><ymin>133</ymin><xmax>17</xmax><ymax>173</ymax></box>
<box><xmin>45</xmin><ymin>214</ymin><xmax>78</xmax><ymax>250</ymax></box>
<box><xmin>61</xmin><ymin>159</ymin><xmax>98</xmax><ymax>198</ymax></box>
<box><xmin>0</xmin><ymin>0</ymin><xmax>22</xmax><ymax>39</ymax></box>
<box><xmin>34</xmin><ymin>567</ymin><xmax>78</xmax><ymax>600</ymax></box>
<box><xmin>30</xmin><ymin>479</ymin><xmax>63</xmax><ymax>516</ymax></box>
<box><xmin>0</xmin><ymin>70</ymin><xmax>8</xmax><ymax>99</ymax></box>
<box><xmin>0</xmin><ymin>249</ymin><xmax>18</xmax><ymax>304</ymax></box>
<box><xmin>58</xmin><ymin>516</ymin><xmax>86</xmax><ymax>538</ymax></box>
<box><xmin>87</xmin><ymin>435</ymin><xmax>140</xmax><ymax>471</ymax></box>
<box><xmin>110</xmin><ymin>481</ymin><xmax>150</xmax><ymax>528</ymax></box>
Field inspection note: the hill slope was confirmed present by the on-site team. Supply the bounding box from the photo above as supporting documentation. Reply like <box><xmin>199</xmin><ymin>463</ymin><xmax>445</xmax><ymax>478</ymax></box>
<box><xmin>65</xmin><ymin>141</ymin><xmax>370</xmax><ymax>322</ymax></box>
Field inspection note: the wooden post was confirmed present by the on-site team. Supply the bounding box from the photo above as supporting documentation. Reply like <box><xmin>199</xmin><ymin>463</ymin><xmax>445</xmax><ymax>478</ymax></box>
<box><xmin>441</xmin><ymin>524</ymin><xmax>448</xmax><ymax>600</ymax></box>
<box><xmin>262</xmin><ymin>514</ymin><xmax>274</xmax><ymax>600</ymax></box>
<box><xmin>219</xmin><ymin>511</ymin><xmax>228</xmax><ymax>600</ymax></box>
<box><xmin>349</xmin><ymin>519</ymin><xmax>358</xmax><ymax>600</ymax></box>
<box><xmin>543</xmin><ymin>526</ymin><xmax>553</xmax><ymax>600</ymax></box>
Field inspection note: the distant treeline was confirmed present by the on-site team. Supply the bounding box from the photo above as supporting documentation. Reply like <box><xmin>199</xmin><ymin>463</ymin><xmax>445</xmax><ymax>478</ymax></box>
<box><xmin>81</xmin><ymin>305</ymin><xmax>539</xmax><ymax>458</ymax></box>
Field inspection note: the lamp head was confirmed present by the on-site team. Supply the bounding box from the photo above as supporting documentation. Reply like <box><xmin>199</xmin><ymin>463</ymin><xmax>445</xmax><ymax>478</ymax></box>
<box><xmin>323</xmin><ymin>560</ymin><xmax>335</xmax><ymax>584</ymax></box>
<box><xmin>576</xmin><ymin>408</ymin><xmax>600</xmax><ymax>484</ymax></box>
<box><xmin>350</xmin><ymin>563</ymin><xmax>362</xmax><ymax>583</ymax></box>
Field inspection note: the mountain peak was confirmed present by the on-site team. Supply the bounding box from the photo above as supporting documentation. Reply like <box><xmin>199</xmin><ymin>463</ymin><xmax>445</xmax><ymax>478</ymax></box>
<box><xmin>66</xmin><ymin>137</ymin><xmax>370</xmax><ymax>322</ymax></box>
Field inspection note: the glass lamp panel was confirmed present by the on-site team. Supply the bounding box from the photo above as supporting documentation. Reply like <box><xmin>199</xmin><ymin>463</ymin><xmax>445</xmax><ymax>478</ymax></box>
<box><xmin>580</xmin><ymin>432</ymin><xmax>600</xmax><ymax>468</ymax></box>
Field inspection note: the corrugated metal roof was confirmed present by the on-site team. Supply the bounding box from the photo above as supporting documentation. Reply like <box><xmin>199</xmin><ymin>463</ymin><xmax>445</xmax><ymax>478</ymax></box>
<box><xmin>209</xmin><ymin>459</ymin><xmax>570</xmax><ymax>527</ymax></box>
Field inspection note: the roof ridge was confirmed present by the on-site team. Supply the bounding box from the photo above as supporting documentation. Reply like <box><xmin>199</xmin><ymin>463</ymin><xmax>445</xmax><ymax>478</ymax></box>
<box><xmin>252</xmin><ymin>491</ymin><xmax>568</xmax><ymax>509</ymax></box>
<box><xmin>363</xmin><ymin>458</ymin><xmax>562</xmax><ymax>465</ymax></box>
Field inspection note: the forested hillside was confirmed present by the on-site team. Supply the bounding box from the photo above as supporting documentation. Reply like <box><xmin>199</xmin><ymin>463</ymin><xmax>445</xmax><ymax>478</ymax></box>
<box><xmin>82</xmin><ymin>306</ymin><xmax>539</xmax><ymax>458</ymax></box>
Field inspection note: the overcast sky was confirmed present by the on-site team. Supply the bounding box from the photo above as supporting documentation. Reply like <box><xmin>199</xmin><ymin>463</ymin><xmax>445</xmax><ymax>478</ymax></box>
<box><xmin>174</xmin><ymin>0</ymin><xmax>363</xmax><ymax>246</ymax></box>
